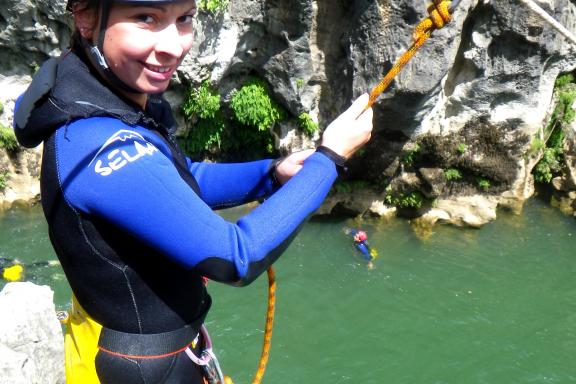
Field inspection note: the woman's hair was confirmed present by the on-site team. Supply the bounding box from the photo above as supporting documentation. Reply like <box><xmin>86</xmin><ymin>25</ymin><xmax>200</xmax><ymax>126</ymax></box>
<box><xmin>68</xmin><ymin>0</ymin><xmax>100</xmax><ymax>52</ymax></box>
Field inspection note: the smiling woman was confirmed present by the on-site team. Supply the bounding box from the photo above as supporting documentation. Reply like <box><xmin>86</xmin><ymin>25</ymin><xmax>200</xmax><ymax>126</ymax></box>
<box><xmin>12</xmin><ymin>0</ymin><xmax>373</xmax><ymax>383</ymax></box>
<box><xmin>72</xmin><ymin>0</ymin><xmax>197</xmax><ymax>107</ymax></box>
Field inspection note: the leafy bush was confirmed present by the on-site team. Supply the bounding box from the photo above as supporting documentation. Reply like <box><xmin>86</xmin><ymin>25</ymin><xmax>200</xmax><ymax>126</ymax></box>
<box><xmin>180</xmin><ymin>81</ymin><xmax>225</xmax><ymax>157</ymax></box>
<box><xmin>197</xmin><ymin>0</ymin><xmax>228</xmax><ymax>14</ymax></box>
<box><xmin>179</xmin><ymin>117</ymin><xmax>225</xmax><ymax>156</ymax></box>
<box><xmin>477</xmin><ymin>177</ymin><xmax>491</xmax><ymax>191</ymax></box>
<box><xmin>228</xmin><ymin>77</ymin><xmax>285</xmax><ymax>157</ymax></box>
<box><xmin>298</xmin><ymin>113</ymin><xmax>318</xmax><ymax>137</ymax></box>
<box><xmin>534</xmin><ymin>147</ymin><xmax>562</xmax><ymax>183</ymax></box>
<box><xmin>444</xmin><ymin>168</ymin><xmax>462</xmax><ymax>181</ymax></box>
<box><xmin>556</xmin><ymin>91</ymin><xmax>576</xmax><ymax>125</ymax></box>
<box><xmin>403</xmin><ymin>144</ymin><xmax>421</xmax><ymax>167</ymax></box>
<box><xmin>0</xmin><ymin>170</ymin><xmax>9</xmax><ymax>192</ymax></box>
<box><xmin>0</xmin><ymin>101</ymin><xmax>4</xmax><ymax>115</ymax></box>
<box><xmin>296</xmin><ymin>79</ymin><xmax>305</xmax><ymax>89</ymax></box>
<box><xmin>231</xmin><ymin>77</ymin><xmax>285</xmax><ymax>132</ymax></box>
<box><xmin>555</xmin><ymin>73</ymin><xmax>575</xmax><ymax>88</ymax></box>
<box><xmin>0</xmin><ymin>124</ymin><xmax>18</xmax><ymax>152</ymax></box>
<box><xmin>532</xmin><ymin>74</ymin><xmax>572</xmax><ymax>184</ymax></box>
<box><xmin>385</xmin><ymin>191</ymin><xmax>424</xmax><ymax>209</ymax></box>
<box><xmin>529</xmin><ymin>138</ymin><xmax>546</xmax><ymax>154</ymax></box>
<box><xmin>182</xmin><ymin>81</ymin><xmax>221</xmax><ymax>121</ymax></box>
<box><xmin>456</xmin><ymin>143</ymin><xmax>467</xmax><ymax>154</ymax></box>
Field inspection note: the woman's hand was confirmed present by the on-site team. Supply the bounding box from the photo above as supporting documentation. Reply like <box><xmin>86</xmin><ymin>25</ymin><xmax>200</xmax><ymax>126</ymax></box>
<box><xmin>274</xmin><ymin>149</ymin><xmax>316</xmax><ymax>185</ymax></box>
<box><xmin>320</xmin><ymin>93</ymin><xmax>373</xmax><ymax>159</ymax></box>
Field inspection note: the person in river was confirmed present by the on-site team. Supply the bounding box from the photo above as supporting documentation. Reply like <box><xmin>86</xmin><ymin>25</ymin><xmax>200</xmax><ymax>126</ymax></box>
<box><xmin>13</xmin><ymin>0</ymin><xmax>373</xmax><ymax>382</ymax></box>
<box><xmin>345</xmin><ymin>228</ymin><xmax>378</xmax><ymax>269</ymax></box>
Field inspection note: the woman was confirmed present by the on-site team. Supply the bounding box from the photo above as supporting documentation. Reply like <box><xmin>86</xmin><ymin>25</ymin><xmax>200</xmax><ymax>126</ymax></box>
<box><xmin>14</xmin><ymin>0</ymin><xmax>373</xmax><ymax>382</ymax></box>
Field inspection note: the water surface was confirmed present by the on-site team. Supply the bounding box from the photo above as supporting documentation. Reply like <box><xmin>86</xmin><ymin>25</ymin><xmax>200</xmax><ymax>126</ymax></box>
<box><xmin>1</xmin><ymin>199</ymin><xmax>575</xmax><ymax>383</ymax></box>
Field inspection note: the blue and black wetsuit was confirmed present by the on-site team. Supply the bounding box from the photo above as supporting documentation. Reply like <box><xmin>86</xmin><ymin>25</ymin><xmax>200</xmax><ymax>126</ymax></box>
<box><xmin>14</xmin><ymin>50</ymin><xmax>340</xmax><ymax>383</ymax></box>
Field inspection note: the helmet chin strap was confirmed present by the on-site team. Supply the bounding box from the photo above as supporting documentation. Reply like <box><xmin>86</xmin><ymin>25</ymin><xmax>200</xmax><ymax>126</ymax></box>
<box><xmin>82</xmin><ymin>1</ymin><xmax>143</xmax><ymax>95</ymax></box>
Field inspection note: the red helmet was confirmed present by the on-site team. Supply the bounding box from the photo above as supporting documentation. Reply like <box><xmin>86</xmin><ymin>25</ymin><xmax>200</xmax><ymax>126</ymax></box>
<box><xmin>355</xmin><ymin>230</ymin><xmax>367</xmax><ymax>242</ymax></box>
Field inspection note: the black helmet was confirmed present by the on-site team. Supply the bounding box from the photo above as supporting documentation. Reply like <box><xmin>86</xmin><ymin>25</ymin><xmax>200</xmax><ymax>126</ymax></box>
<box><xmin>66</xmin><ymin>0</ymin><xmax>183</xmax><ymax>12</ymax></box>
<box><xmin>67</xmin><ymin>0</ymin><xmax>188</xmax><ymax>93</ymax></box>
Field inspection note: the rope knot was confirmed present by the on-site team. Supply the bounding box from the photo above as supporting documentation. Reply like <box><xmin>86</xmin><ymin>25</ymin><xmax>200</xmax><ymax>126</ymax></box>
<box><xmin>414</xmin><ymin>0</ymin><xmax>452</xmax><ymax>40</ymax></box>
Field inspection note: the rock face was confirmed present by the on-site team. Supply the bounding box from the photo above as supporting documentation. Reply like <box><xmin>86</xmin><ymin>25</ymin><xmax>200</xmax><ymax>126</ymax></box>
<box><xmin>0</xmin><ymin>0</ymin><xmax>68</xmax><ymax>76</ymax></box>
<box><xmin>550</xmin><ymin>123</ymin><xmax>576</xmax><ymax>216</ymax></box>
<box><xmin>0</xmin><ymin>282</ymin><xmax>65</xmax><ymax>384</ymax></box>
<box><xmin>0</xmin><ymin>74</ymin><xmax>42</xmax><ymax>209</ymax></box>
<box><xmin>1</xmin><ymin>0</ymin><xmax>576</xmax><ymax>225</ymax></box>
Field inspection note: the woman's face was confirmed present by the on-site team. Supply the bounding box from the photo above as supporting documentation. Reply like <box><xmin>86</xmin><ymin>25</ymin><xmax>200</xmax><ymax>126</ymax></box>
<box><xmin>99</xmin><ymin>1</ymin><xmax>196</xmax><ymax>96</ymax></box>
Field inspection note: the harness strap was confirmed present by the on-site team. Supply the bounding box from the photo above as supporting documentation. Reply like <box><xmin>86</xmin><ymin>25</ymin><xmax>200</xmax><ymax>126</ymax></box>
<box><xmin>97</xmin><ymin>322</ymin><xmax>202</xmax><ymax>359</ymax></box>
<box><xmin>97</xmin><ymin>296</ymin><xmax>210</xmax><ymax>360</ymax></box>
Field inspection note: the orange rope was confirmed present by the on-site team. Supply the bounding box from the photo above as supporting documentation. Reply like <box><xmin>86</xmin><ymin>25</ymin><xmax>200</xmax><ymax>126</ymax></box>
<box><xmin>251</xmin><ymin>267</ymin><xmax>276</xmax><ymax>384</ymax></box>
<box><xmin>361</xmin><ymin>0</ymin><xmax>454</xmax><ymax>115</ymax></box>
<box><xmin>223</xmin><ymin>267</ymin><xmax>276</xmax><ymax>384</ymax></box>
<box><xmin>226</xmin><ymin>5</ymin><xmax>455</xmax><ymax>383</ymax></box>
<box><xmin>231</xmin><ymin>4</ymin><xmax>455</xmax><ymax>382</ymax></box>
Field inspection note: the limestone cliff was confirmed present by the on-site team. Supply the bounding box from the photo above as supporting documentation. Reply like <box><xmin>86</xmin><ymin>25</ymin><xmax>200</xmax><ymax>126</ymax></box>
<box><xmin>1</xmin><ymin>0</ymin><xmax>575</xmax><ymax>225</ymax></box>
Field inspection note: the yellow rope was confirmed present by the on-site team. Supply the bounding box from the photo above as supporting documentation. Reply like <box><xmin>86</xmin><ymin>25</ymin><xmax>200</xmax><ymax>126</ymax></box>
<box><xmin>225</xmin><ymin>267</ymin><xmax>276</xmax><ymax>384</ymax></box>
<box><xmin>361</xmin><ymin>0</ymin><xmax>454</xmax><ymax>115</ymax></box>
<box><xmin>245</xmin><ymin>6</ymin><xmax>455</xmax><ymax>381</ymax></box>
<box><xmin>231</xmin><ymin>4</ymin><xmax>456</xmax><ymax>382</ymax></box>
<box><xmin>251</xmin><ymin>267</ymin><xmax>276</xmax><ymax>384</ymax></box>
<box><xmin>245</xmin><ymin>3</ymin><xmax>454</xmax><ymax>382</ymax></box>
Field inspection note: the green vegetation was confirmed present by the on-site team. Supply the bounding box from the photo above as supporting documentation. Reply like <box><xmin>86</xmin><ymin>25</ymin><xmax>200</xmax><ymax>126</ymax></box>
<box><xmin>298</xmin><ymin>112</ymin><xmax>318</xmax><ymax>137</ymax></box>
<box><xmin>295</xmin><ymin>79</ymin><xmax>305</xmax><ymax>90</ymax></box>
<box><xmin>532</xmin><ymin>72</ymin><xmax>574</xmax><ymax>184</ymax></box>
<box><xmin>0</xmin><ymin>170</ymin><xmax>8</xmax><ymax>192</ymax></box>
<box><xmin>231</xmin><ymin>77</ymin><xmax>285</xmax><ymax>132</ymax></box>
<box><xmin>179</xmin><ymin>77</ymin><xmax>287</xmax><ymax>160</ymax></box>
<box><xmin>529</xmin><ymin>138</ymin><xmax>546</xmax><ymax>154</ymax></box>
<box><xmin>456</xmin><ymin>143</ymin><xmax>467</xmax><ymax>154</ymax></box>
<box><xmin>179</xmin><ymin>81</ymin><xmax>225</xmax><ymax>157</ymax></box>
<box><xmin>182</xmin><ymin>81</ymin><xmax>221</xmax><ymax>121</ymax></box>
<box><xmin>534</xmin><ymin>147</ymin><xmax>562</xmax><ymax>183</ymax></box>
<box><xmin>477</xmin><ymin>177</ymin><xmax>491</xmax><ymax>191</ymax></box>
<box><xmin>444</xmin><ymin>168</ymin><xmax>462</xmax><ymax>181</ymax></box>
<box><xmin>554</xmin><ymin>73</ymin><xmax>574</xmax><ymax>88</ymax></box>
<box><xmin>0</xmin><ymin>124</ymin><xmax>18</xmax><ymax>152</ymax></box>
<box><xmin>385</xmin><ymin>191</ymin><xmax>424</xmax><ymax>209</ymax></box>
<box><xmin>333</xmin><ymin>180</ymin><xmax>369</xmax><ymax>194</ymax></box>
<box><xmin>0</xmin><ymin>101</ymin><xmax>4</xmax><ymax>115</ymax></box>
<box><xmin>197</xmin><ymin>0</ymin><xmax>228</xmax><ymax>14</ymax></box>
<box><xmin>403</xmin><ymin>144</ymin><xmax>421</xmax><ymax>167</ymax></box>
<box><xmin>230</xmin><ymin>77</ymin><xmax>284</xmax><ymax>156</ymax></box>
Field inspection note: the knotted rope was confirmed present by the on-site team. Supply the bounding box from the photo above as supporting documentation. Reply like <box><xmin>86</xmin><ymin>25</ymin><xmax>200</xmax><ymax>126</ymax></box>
<box><xmin>361</xmin><ymin>0</ymin><xmax>455</xmax><ymax>114</ymax></box>
<box><xmin>248</xmin><ymin>3</ymin><xmax>457</xmax><ymax>382</ymax></box>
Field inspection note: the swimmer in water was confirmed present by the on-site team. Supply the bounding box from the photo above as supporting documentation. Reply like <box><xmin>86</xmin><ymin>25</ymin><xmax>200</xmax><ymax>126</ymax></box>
<box><xmin>345</xmin><ymin>228</ymin><xmax>378</xmax><ymax>269</ymax></box>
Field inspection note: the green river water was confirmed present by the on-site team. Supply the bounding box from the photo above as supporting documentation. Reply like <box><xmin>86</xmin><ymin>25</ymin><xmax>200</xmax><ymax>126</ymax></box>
<box><xmin>1</xmin><ymin>198</ymin><xmax>575</xmax><ymax>384</ymax></box>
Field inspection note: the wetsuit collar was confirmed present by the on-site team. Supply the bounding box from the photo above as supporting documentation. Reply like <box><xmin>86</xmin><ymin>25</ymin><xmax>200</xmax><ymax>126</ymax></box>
<box><xmin>14</xmin><ymin>50</ymin><xmax>176</xmax><ymax>148</ymax></box>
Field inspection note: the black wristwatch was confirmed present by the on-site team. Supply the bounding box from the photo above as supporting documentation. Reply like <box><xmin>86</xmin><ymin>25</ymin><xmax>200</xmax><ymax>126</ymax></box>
<box><xmin>315</xmin><ymin>146</ymin><xmax>347</xmax><ymax>173</ymax></box>
<box><xmin>267</xmin><ymin>157</ymin><xmax>284</xmax><ymax>188</ymax></box>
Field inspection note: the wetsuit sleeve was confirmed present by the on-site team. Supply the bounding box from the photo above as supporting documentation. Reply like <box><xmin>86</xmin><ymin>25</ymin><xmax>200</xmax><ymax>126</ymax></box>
<box><xmin>57</xmin><ymin>119</ymin><xmax>337</xmax><ymax>286</ymax></box>
<box><xmin>187</xmin><ymin>160</ymin><xmax>276</xmax><ymax>209</ymax></box>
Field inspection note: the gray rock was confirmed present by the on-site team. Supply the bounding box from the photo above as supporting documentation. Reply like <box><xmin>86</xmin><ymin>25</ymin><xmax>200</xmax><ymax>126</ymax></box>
<box><xmin>3</xmin><ymin>0</ymin><xmax>576</xmax><ymax>225</ymax></box>
<box><xmin>0</xmin><ymin>282</ymin><xmax>64</xmax><ymax>384</ymax></box>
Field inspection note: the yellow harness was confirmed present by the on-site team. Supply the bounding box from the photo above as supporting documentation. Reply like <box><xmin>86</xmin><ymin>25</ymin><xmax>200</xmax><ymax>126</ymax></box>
<box><xmin>61</xmin><ymin>297</ymin><xmax>103</xmax><ymax>384</ymax></box>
